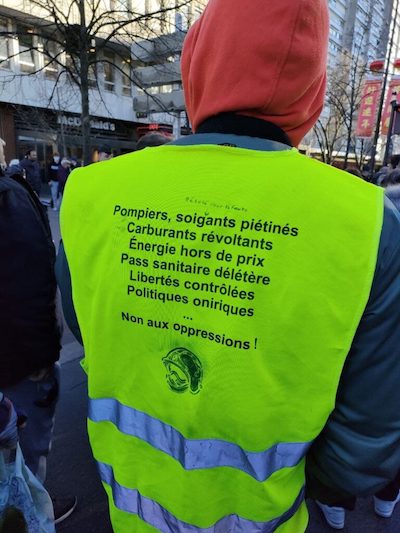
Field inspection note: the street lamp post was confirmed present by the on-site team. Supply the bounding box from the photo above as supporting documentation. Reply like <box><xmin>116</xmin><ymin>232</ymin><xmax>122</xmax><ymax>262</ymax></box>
<box><xmin>383</xmin><ymin>92</ymin><xmax>400</xmax><ymax>166</ymax></box>
<box><xmin>369</xmin><ymin>0</ymin><xmax>400</xmax><ymax>180</ymax></box>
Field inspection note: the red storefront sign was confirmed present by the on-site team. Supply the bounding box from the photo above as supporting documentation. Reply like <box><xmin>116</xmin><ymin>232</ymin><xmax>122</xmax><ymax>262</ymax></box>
<box><xmin>381</xmin><ymin>76</ymin><xmax>400</xmax><ymax>135</ymax></box>
<box><xmin>355</xmin><ymin>78</ymin><xmax>382</xmax><ymax>137</ymax></box>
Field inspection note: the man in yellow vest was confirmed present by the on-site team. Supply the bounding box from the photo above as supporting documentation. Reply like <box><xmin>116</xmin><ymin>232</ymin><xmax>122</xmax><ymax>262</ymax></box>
<box><xmin>58</xmin><ymin>0</ymin><xmax>400</xmax><ymax>531</ymax></box>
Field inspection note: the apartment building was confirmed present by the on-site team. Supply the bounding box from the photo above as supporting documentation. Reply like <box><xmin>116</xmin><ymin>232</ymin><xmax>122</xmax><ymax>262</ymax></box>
<box><xmin>131</xmin><ymin>1</ymin><xmax>204</xmax><ymax>135</ymax></box>
<box><xmin>301</xmin><ymin>0</ymin><xmax>398</xmax><ymax>158</ymax></box>
<box><xmin>0</xmin><ymin>0</ymin><xmax>196</xmax><ymax>166</ymax></box>
<box><xmin>328</xmin><ymin>0</ymin><xmax>393</xmax><ymax>63</ymax></box>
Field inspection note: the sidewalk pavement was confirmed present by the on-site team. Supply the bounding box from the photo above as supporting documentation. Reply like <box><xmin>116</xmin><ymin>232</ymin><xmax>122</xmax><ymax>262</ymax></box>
<box><xmin>45</xmin><ymin>338</ymin><xmax>113</xmax><ymax>533</ymax></box>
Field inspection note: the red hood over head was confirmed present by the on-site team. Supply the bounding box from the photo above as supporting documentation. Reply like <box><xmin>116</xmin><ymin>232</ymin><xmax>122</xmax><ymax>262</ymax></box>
<box><xmin>181</xmin><ymin>0</ymin><xmax>329</xmax><ymax>146</ymax></box>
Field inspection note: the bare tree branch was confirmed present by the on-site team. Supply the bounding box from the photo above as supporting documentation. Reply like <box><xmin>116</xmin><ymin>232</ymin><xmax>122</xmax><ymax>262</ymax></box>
<box><xmin>0</xmin><ymin>0</ymin><xmax>205</xmax><ymax>163</ymax></box>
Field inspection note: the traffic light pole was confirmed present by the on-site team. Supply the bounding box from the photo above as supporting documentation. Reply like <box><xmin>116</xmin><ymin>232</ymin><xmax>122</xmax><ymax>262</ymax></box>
<box><xmin>383</xmin><ymin>94</ymin><xmax>400</xmax><ymax>167</ymax></box>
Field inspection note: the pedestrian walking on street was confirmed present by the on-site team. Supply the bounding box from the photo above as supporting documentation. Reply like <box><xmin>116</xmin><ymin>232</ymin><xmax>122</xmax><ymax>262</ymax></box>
<box><xmin>70</xmin><ymin>155</ymin><xmax>80</xmax><ymax>169</ymax></box>
<box><xmin>48</xmin><ymin>153</ymin><xmax>61</xmax><ymax>211</ymax></box>
<box><xmin>97</xmin><ymin>145</ymin><xmax>113</xmax><ymax>162</ymax></box>
<box><xmin>57</xmin><ymin>158</ymin><xmax>71</xmax><ymax>207</ymax></box>
<box><xmin>379</xmin><ymin>168</ymin><xmax>400</xmax><ymax>211</ymax></box>
<box><xmin>19</xmin><ymin>149</ymin><xmax>42</xmax><ymax>196</ymax></box>
<box><xmin>58</xmin><ymin>0</ymin><xmax>400</xmax><ymax>531</ymax></box>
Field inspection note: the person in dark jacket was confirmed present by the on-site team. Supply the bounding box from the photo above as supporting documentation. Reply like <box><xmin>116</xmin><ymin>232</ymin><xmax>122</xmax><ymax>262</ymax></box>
<box><xmin>6</xmin><ymin>160</ymin><xmax>25</xmax><ymax>180</ymax></box>
<box><xmin>48</xmin><ymin>153</ymin><xmax>61</xmax><ymax>211</ymax></box>
<box><xmin>381</xmin><ymin>169</ymin><xmax>400</xmax><ymax>211</ymax></box>
<box><xmin>57</xmin><ymin>158</ymin><xmax>71</xmax><ymax>201</ymax></box>
<box><xmin>19</xmin><ymin>149</ymin><xmax>42</xmax><ymax>196</ymax></box>
<box><xmin>97</xmin><ymin>144</ymin><xmax>113</xmax><ymax>162</ymax></box>
<box><xmin>0</xmin><ymin>171</ymin><xmax>76</xmax><ymax>523</ymax></box>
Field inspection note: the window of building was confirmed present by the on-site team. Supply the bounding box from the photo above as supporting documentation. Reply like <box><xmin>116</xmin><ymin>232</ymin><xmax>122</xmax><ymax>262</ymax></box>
<box><xmin>0</xmin><ymin>17</ymin><xmax>10</xmax><ymax>69</ymax></box>
<box><xmin>175</xmin><ymin>12</ymin><xmax>183</xmax><ymax>31</ymax></box>
<box><xmin>121</xmin><ymin>57</ymin><xmax>131</xmax><ymax>96</ymax></box>
<box><xmin>88</xmin><ymin>62</ymin><xmax>97</xmax><ymax>88</ymax></box>
<box><xmin>110</xmin><ymin>0</ymin><xmax>132</xmax><ymax>9</ymax></box>
<box><xmin>103</xmin><ymin>50</ymin><xmax>115</xmax><ymax>91</ymax></box>
<box><xmin>146</xmin><ymin>84</ymin><xmax>176</xmax><ymax>95</ymax></box>
<box><xmin>21</xmin><ymin>0</ymin><xmax>33</xmax><ymax>12</ymax></box>
<box><xmin>65</xmin><ymin>53</ymin><xmax>74</xmax><ymax>71</ymax></box>
<box><xmin>18</xmin><ymin>28</ymin><xmax>35</xmax><ymax>73</ymax></box>
<box><xmin>159</xmin><ymin>84</ymin><xmax>172</xmax><ymax>93</ymax></box>
<box><xmin>43</xmin><ymin>40</ymin><xmax>58</xmax><ymax>80</ymax></box>
<box><xmin>328</xmin><ymin>39</ymin><xmax>340</xmax><ymax>54</ymax></box>
<box><xmin>181</xmin><ymin>5</ymin><xmax>192</xmax><ymax>29</ymax></box>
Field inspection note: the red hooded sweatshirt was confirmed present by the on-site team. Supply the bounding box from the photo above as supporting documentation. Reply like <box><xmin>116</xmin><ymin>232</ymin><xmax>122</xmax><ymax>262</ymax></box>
<box><xmin>181</xmin><ymin>0</ymin><xmax>329</xmax><ymax>146</ymax></box>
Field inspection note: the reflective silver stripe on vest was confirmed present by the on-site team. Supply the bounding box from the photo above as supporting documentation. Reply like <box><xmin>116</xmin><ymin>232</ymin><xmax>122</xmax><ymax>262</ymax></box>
<box><xmin>89</xmin><ymin>397</ymin><xmax>311</xmax><ymax>482</ymax></box>
<box><xmin>98</xmin><ymin>460</ymin><xmax>305</xmax><ymax>532</ymax></box>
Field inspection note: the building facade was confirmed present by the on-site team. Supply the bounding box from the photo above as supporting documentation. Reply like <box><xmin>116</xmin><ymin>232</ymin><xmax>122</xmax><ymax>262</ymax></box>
<box><xmin>302</xmin><ymin>0</ymin><xmax>399</xmax><ymax>161</ymax></box>
<box><xmin>133</xmin><ymin>0</ymin><xmax>397</xmax><ymax>154</ymax></box>
<box><xmin>328</xmin><ymin>0</ymin><xmax>393</xmax><ymax>63</ymax></box>
<box><xmin>0</xmin><ymin>0</ymin><xmax>199</xmax><ymax>168</ymax></box>
<box><xmin>131</xmin><ymin>1</ymin><xmax>204</xmax><ymax>134</ymax></box>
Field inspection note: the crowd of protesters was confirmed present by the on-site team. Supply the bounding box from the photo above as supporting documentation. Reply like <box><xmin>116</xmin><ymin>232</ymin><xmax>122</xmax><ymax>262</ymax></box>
<box><xmin>0</xmin><ymin>132</ymin><xmax>169</xmax><ymax>531</ymax></box>
<box><xmin>1</xmin><ymin>124</ymin><xmax>400</xmax><ymax>532</ymax></box>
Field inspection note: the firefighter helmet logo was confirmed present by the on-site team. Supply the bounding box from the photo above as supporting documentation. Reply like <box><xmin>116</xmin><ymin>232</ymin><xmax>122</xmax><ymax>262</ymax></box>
<box><xmin>162</xmin><ymin>347</ymin><xmax>203</xmax><ymax>394</ymax></box>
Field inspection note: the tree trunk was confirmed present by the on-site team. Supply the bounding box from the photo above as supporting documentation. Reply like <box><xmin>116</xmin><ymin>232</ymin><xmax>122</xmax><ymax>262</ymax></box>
<box><xmin>344</xmin><ymin>118</ymin><xmax>352</xmax><ymax>167</ymax></box>
<box><xmin>80</xmin><ymin>74</ymin><xmax>91</xmax><ymax>165</ymax></box>
<box><xmin>79</xmin><ymin>0</ymin><xmax>91</xmax><ymax>165</ymax></box>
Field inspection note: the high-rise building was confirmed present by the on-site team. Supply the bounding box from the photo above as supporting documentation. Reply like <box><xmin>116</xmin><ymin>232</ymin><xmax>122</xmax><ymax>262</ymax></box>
<box><xmin>328</xmin><ymin>0</ymin><xmax>393</xmax><ymax>63</ymax></box>
<box><xmin>303</xmin><ymin>0</ymin><xmax>400</xmax><ymax>161</ymax></box>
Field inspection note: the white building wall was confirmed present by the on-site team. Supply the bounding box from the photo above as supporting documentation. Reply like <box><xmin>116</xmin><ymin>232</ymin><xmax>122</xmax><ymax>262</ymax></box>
<box><xmin>0</xmin><ymin>1</ymin><xmax>137</xmax><ymax>121</ymax></box>
<box><xmin>0</xmin><ymin>0</ymin><xmax>204</xmax><ymax>125</ymax></box>
<box><xmin>0</xmin><ymin>70</ymin><xmax>134</xmax><ymax>121</ymax></box>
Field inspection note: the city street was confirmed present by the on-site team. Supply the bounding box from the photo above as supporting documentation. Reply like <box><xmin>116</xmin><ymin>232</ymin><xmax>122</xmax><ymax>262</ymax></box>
<box><xmin>46</xmin><ymin>209</ymin><xmax>400</xmax><ymax>533</ymax></box>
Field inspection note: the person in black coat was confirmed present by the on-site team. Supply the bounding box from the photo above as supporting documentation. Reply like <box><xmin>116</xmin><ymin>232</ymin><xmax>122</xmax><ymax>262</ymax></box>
<box><xmin>0</xmin><ymin>171</ymin><xmax>77</xmax><ymax>522</ymax></box>
<box><xmin>48</xmin><ymin>153</ymin><xmax>61</xmax><ymax>210</ymax></box>
<box><xmin>19</xmin><ymin>149</ymin><xmax>42</xmax><ymax>196</ymax></box>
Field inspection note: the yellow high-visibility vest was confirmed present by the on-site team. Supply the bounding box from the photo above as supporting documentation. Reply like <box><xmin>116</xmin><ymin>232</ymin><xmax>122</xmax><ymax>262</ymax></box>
<box><xmin>61</xmin><ymin>145</ymin><xmax>383</xmax><ymax>532</ymax></box>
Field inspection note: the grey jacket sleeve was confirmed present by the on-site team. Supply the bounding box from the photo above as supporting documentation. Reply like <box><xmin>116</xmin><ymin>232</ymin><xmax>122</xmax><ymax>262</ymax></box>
<box><xmin>306</xmin><ymin>198</ymin><xmax>400</xmax><ymax>503</ymax></box>
<box><xmin>55</xmin><ymin>241</ymin><xmax>83</xmax><ymax>345</ymax></box>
